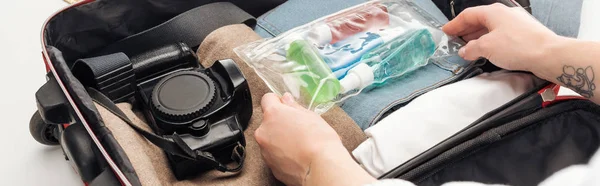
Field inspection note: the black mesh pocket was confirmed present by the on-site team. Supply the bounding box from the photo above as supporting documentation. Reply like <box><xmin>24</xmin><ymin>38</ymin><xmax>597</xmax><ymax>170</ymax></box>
<box><xmin>399</xmin><ymin>100</ymin><xmax>600</xmax><ymax>186</ymax></box>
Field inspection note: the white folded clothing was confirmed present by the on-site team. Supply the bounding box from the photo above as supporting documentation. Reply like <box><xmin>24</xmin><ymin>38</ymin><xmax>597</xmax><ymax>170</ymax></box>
<box><xmin>352</xmin><ymin>70</ymin><xmax>546</xmax><ymax>177</ymax></box>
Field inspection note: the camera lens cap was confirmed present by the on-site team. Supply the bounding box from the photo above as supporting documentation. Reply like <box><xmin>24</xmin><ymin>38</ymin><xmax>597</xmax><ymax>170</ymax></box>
<box><xmin>151</xmin><ymin>71</ymin><xmax>216</xmax><ymax>123</ymax></box>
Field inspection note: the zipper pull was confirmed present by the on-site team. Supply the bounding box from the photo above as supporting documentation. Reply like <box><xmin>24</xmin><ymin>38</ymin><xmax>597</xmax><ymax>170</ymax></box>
<box><xmin>540</xmin><ymin>87</ymin><xmax>557</xmax><ymax>103</ymax></box>
<box><xmin>538</xmin><ymin>84</ymin><xmax>586</xmax><ymax>107</ymax></box>
<box><xmin>450</xmin><ymin>0</ymin><xmax>456</xmax><ymax>18</ymax></box>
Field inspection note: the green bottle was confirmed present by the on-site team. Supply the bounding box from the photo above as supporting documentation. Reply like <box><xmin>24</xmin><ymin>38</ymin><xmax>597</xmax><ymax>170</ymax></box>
<box><xmin>286</xmin><ymin>40</ymin><xmax>341</xmax><ymax>104</ymax></box>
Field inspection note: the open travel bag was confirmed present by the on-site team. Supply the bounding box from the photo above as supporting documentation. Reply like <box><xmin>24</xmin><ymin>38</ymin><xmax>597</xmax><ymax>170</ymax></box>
<box><xmin>30</xmin><ymin>0</ymin><xmax>600</xmax><ymax>185</ymax></box>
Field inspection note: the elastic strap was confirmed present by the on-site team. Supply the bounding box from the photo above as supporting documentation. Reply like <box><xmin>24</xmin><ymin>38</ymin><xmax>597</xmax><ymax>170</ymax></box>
<box><xmin>72</xmin><ymin>53</ymin><xmax>135</xmax><ymax>103</ymax></box>
<box><xmin>96</xmin><ymin>2</ymin><xmax>256</xmax><ymax>57</ymax></box>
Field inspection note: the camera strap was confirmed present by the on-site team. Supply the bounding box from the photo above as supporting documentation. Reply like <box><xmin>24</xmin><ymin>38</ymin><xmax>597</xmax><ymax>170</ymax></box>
<box><xmin>87</xmin><ymin>88</ymin><xmax>246</xmax><ymax>173</ymax></box>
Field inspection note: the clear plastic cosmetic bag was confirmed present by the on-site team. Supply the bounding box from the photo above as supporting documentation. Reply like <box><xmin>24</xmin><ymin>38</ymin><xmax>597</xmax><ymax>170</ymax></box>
<box><xmin>235</xmin><ymin>0</ymin><xmax>467</xmax><ymax>113</ymax></box>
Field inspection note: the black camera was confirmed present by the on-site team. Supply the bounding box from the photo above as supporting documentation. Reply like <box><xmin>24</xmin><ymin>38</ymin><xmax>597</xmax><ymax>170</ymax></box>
<box><xmin>72</xmin><ymin>43</ymin><xmax>252</xmax><ymax>180</ymax></box>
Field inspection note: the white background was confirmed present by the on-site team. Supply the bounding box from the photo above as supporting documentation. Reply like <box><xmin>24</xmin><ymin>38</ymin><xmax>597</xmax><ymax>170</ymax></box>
<box><xmin>0</xmin><ymin>0</ymin><xmax>598</xmax><ymax>186</ymax></box>
<box><xmin>0</xmin><ymin>1</ymin><xmax>80</xmax><ymax>185</ymax></box>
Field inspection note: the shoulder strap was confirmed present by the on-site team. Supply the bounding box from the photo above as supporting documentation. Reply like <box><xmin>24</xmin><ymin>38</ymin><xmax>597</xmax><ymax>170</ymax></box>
<box><xmin>87</xmin><ymin>88</ymin><xmax>245</xmax><ymax>173</ymax></box>
<box><xmin>96</xmin><ymin>2</ymin><xmax>256</xmax><ymax>57</ymax></box>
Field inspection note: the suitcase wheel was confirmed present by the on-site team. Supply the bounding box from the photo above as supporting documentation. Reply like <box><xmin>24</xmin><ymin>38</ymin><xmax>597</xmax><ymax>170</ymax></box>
<box><xmin>29</xmin><ymin>111</ymin><xmax>59</xmax><ymax>146</ymax></box>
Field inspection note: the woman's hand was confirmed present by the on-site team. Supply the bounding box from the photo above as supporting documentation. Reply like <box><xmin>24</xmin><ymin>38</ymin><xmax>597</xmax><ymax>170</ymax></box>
<box><xmin>255</xmin><ymin>93</ymin><xmax>342</xmax><ymax>185</ymax></box>
<box><xmin>444</xmin><ymin>3</ymin><xmax>600</xmax><ymax>103</ymax></box>
<box><xmin>442</xmin><ymin>3</ymin><xmax>559</xmax><ymax>73</ymax></box>
<box><xmin>255</xmin><ymin>93</ymin><xmax>375</xmax><ymax>186</ymax></box>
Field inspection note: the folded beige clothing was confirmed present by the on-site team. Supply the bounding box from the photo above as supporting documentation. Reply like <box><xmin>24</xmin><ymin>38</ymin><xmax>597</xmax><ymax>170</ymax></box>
<box><xmin>97</xmin><ymin>24</ymin><xmax>367</xmax><ymax>186</ymax></box>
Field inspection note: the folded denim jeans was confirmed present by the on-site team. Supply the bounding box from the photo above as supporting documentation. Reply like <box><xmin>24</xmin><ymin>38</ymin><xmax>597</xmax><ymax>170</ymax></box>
<box><xmin>341</xmin><ymin>56</ymin><xmax>480</xmax><ymax>129</ymax></box>
<box><xmin>254</xmin><ymin>0</ymin><xmax>367</xmax><ymax>38</ymax></box>
<box><xmin>531</xmin><ymin>0</ymin><xmax>582</xmax><ymax>38</ymax></box>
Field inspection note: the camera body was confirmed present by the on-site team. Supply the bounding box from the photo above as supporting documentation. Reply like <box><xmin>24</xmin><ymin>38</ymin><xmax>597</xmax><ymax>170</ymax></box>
<box><xmin>132</xmin><ymin>44</ymin><xmax>252</xmax><ymax>179</ymax></box>
<box><xmin>74</xmin><ymin>43</ymin><xmax>252</xmax><ymax>180</ymax></box>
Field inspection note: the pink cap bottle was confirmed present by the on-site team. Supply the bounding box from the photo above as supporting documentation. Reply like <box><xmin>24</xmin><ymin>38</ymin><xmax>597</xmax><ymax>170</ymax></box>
<box><xmin>307</xmin><ymin>4</ymin><xmax>390</xmax><ymax>46</ymax></box>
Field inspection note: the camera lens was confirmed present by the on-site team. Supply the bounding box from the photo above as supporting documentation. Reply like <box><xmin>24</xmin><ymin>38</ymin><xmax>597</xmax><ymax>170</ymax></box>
<box><xmin>151</xmin><ymin>71</ymin><xmax>216</xmax><ymax>130</ymax></box>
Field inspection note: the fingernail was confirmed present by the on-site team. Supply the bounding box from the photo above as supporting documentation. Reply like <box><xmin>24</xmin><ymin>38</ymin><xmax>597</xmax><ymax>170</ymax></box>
<box><xmin>282</xmin><ymin>93</ymin><xmax>295</xmax><ymax>103</ymax></box>
<box><xmin>459</xmin><ymin>47</ymin><xmax>466</xmax><ymax>57</ymax></box>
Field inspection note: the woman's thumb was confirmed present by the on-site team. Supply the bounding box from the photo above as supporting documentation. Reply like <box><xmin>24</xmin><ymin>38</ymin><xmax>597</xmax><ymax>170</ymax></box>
<box><xmin>281</xmin><ymin>93</ymin><xmax>305</xmax><ymax>110</ymax></box>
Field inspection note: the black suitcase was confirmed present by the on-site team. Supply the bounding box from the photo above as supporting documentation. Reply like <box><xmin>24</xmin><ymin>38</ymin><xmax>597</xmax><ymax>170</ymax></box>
<box><xmin>31</xmin><ymin>0</ymin><xmax>600</xmax><ymax>185</ymax></box>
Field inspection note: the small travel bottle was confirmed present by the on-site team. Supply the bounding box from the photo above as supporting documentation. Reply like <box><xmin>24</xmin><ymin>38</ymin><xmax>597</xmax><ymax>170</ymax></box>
<box><xmin>319</xmin><ymin>26</ymin><xmax>413</xmax><ymax>79</ymax></box>
<box><xmin>306</xmin><ymin>4</ymin><xmax>390</xmax><ymax>46</ymax></box>
<box><xmin>286</xmin><ymin>40</ymin><xmax>341</xmax><ymax>103</ymax></box>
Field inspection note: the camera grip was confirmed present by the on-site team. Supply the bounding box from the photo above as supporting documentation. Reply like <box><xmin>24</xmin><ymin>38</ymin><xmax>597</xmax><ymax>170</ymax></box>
<box><xmin>209</xmin><ymin>59</ymin><xmax>248</xmax><ymax>99</ymax></box>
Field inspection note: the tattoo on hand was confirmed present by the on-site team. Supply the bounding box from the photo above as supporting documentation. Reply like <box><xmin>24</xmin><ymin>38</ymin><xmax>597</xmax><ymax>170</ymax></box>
<box><xmin>557</xmin><ymin>65</ymin><xmax>596</xmax><ymax>98</ymax></box>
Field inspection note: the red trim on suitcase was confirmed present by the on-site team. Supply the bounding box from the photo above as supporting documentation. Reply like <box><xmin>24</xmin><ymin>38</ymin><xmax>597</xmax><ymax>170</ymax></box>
<box><xmin>42</xmin><ymin>52</ymin><xmax>50</xmax><ymax>72</ymax></box>
<box><xmin>539</xmin><ymin>84</ymin><xmax>586</xmax><ymax>107</ymax></box>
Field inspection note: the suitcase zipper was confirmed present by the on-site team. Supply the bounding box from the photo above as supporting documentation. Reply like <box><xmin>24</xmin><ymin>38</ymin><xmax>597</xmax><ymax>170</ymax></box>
<box><xmin>409</xmin><ymin>99</ymin><xmax>595</xmax><ymax>183</ymax></box>
<box><xmin>450</xmin><ymin>0</ymin><xmax>456</xmax><ymax>18</ymax></box>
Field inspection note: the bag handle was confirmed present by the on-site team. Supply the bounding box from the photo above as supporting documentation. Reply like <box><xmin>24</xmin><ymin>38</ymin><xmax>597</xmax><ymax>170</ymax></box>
<box><xmin>87</xmin><ymin>88</ymin><xmax>245</xmax><ymax>173</ymax></box>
